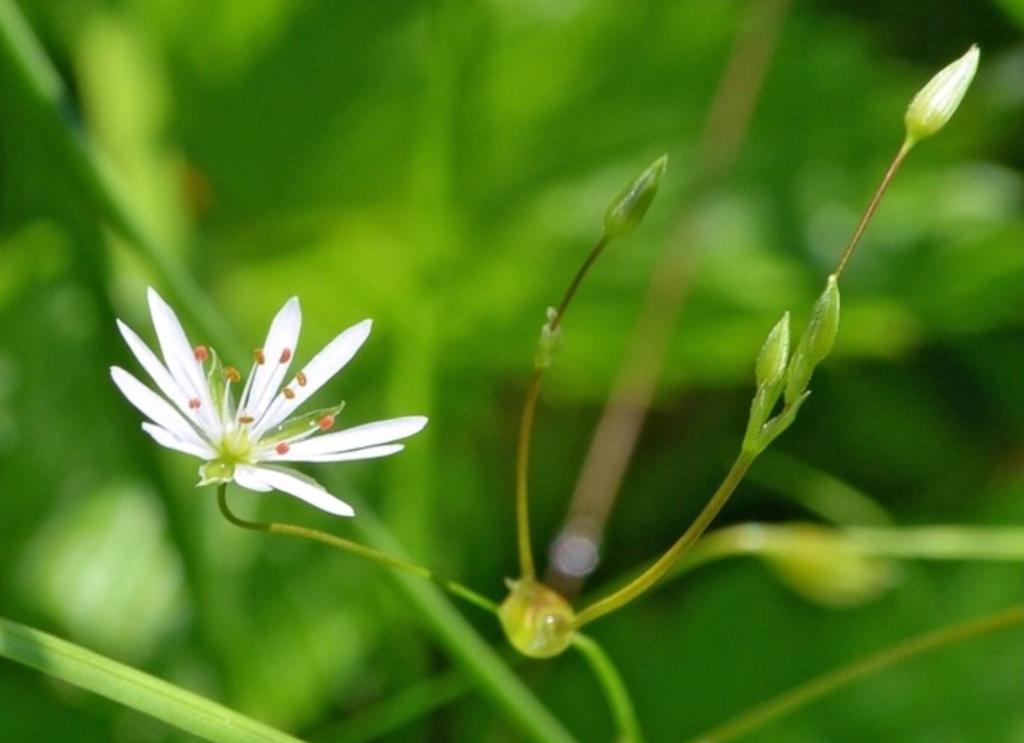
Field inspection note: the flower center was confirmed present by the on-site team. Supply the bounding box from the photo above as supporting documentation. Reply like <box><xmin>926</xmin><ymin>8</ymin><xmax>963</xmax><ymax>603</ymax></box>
<box><xmin>215</xmin><ymin>425</ymin><xmax>255</xmax><ymax>463</ymax></box>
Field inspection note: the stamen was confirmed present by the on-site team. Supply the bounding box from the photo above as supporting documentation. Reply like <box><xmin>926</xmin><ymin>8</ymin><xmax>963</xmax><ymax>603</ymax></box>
<box><xmin>253</xmin><ymin>347</ymin><xmax>266</xmax><ymax>365</ymax></box>
<box><xmin>224</xmin><ymin>366</ymin><xmax>241</xmax><ymax>383</ymax></box>
<box><xmin>279</xmin><ymin>348</ymin><xmax>292</xmax><ymax>364</ymax></box>
<box><xmin>275</xmin><ymin>442</ymin><xmax>290</xmax><ymax>455</ymax></box>
<box><xmin>282</xmin><ymin>387</ymin><xmax>296</xmax><ymax>400</ymax></box>
<box><xmin>318</xmin><ymin>414</ymin><xmax>335</xmax><ymax>430</ymax></box>
<box><xmin>188</xmin><ymin>398</ymin><xmax>201</xmax><ymax>410</ymax></box>
<box><xmin>238</xmin><ymin>414</ymin><xmax>255</xmax><ymax>424</ymax></box>
<box><xmin>193</xmin><ymin>345</ymin><xmax>209</xmax><ymax>362</ymax></box>
<box><xmin>296</xmin><ymin>371</ymin><xmax>308</xmax><ymax>387</ymax></box>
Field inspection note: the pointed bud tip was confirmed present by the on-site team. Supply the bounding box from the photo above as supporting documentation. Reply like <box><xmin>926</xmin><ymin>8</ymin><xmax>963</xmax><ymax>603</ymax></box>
<box><xmin>755</xmin><ymin>311</ymin><xmax>791</xmax><ymax>389</ymax></box>
<box><xmin>905</xmin><ymin>44</ymin><xmax>980</xmax><ymax>144</ymax></box>
<box><xmin>602</xmin><ymin>154</ymin><xmax>668</xmax><ymax>239</ymax></box>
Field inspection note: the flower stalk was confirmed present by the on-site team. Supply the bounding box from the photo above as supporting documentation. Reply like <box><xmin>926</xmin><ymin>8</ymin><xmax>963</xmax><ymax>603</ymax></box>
<box><xmin>514</xmin><ymin>157</ymin><xmax>666</xmax><ymax>582</ymax></box>
<box><xmin>217</xmin><ymin>485</ymin><xmax>497</xmax><ymax>613</ymax></box>
<box><xmin>572</xmin><ymin>634</ymin><xmax>645</xmax><ymax>743</ymax></box>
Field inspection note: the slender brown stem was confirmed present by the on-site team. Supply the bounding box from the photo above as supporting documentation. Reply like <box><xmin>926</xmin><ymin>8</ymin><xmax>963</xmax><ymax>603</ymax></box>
<box><xmin>833</xmin><ymin>140</ymin><xmax>913</xmax><ymax>279</ymax></box>
<box><xmin>574</xmin><ymin>451</ymin><xmax>756</xmax><ymax>627</ymax></box>
<box><xmin>689</xmin><ymin>602</ymin><xmax>1024</xmax><ymax>743</ymax></box>
<box><xmin>514</xmin><ymin>236</ymin><xmax>610</xmax><ymax>580</ymax></box>
<box><xmin>552</xmin><ymin>237</ymin><xmax>610</xmax><ymax>331</ymax></box>
<box><xmin>216</xmin><ymin>485</ymin><xmax>497</xmax><ymax>614</ymax></box>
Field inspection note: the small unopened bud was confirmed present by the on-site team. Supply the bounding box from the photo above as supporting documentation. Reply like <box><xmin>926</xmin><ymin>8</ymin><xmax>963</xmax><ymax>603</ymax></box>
<box><xmin>498</xmin><ymin>579</ymin><xmax>576</xmax><ymax>659</ymax></box>
<box><xmin>904</xmin><ymin>45</ymin><xmax>979</xmax><ymax>145</ymax></box>
<box><xmin>534</xmin><ymin>307</ymin><xmax>562</xmax><ymax>370</ymax></box>
<box><xmin>602</xmin><ymin>154</ymin><xmax>667</xmax><ymax>239</ymax></box>
<box><xmin>755</xmin><ymin>312</ymin><xmax>790</xmax><ymax>389</ymax></box>
<box><xmin>784</xmin><ymin>275</ymin><xmax>840</xmax><ymax>404</ymax></box>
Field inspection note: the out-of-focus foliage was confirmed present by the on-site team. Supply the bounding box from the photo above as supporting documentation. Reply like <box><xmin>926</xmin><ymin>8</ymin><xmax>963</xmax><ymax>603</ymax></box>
<box><xmin>1</xmin><ymin>0</ymin><xmax>1023</xmax><ymax>741</ymax></box>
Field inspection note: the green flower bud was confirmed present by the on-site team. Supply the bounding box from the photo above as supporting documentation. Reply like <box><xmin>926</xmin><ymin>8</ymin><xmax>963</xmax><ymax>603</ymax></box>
<box><xmin>755</xmin><ymin>312</ymin><xmax>790</xmax><ymax>389</ymax></box>
<box><xmin>498</xmin><ymin>579</ymin><xmax>576</xmax><ymax>659</ymax></box>
<box><xmin>602</xmin><ymin>154</ymin><xmax>667</xmax><ymax>239</ymax></box>
<box><xmin>905</xmin><ymin>45</ymin><xmax>979</xmax><ymax>145</ymax></box>
<box><xmin>756</xmin><ymin>524</ymin><xmax>896</xmax><ymax>607</ymax></box>
<box><xmin>534</xmin><ymin>307</ymin><xmax>562</xmax><ymax>370</ymax></box>
<box><xmin>784</xmin><ymin>275</ymin><xmax>840</xmax><ymax>405</ymax></box>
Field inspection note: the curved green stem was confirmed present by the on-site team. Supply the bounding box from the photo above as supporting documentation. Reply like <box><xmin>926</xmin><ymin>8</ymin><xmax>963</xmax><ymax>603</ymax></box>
<box><xmin>688</xmin><ymin>602</ymin><xmax>1024</xmax><ymax>742</ymax></box>
<box><xmin>575</xmin><ymin>451</ymin><xmax>755</xmax><ymax>627</ymax></box>
<box><xmin>515</xmin><ymin>235</ymin><xmax>611</xmax><ymax>580</ymax></box>
<box><xmin>573</xmin><ymin>634</ymin><xmax>644</xmax><ymax>743</ymax></box>
<box><xmin>0</xmin><ymin>616</ymin><xmax>302</xmax><ymax>743</ymax></box>
<box><xmin>217</xmin><ymin>485</ymin><xmax>496</xmax><ymax>614</ymax></box>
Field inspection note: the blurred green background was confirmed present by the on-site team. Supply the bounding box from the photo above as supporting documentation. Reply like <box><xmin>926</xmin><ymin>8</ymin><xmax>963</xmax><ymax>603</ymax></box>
<box><xmin>2</xmin><ymin>0</ymin><xmax>1023</xmax><ymax>741</ymax></box>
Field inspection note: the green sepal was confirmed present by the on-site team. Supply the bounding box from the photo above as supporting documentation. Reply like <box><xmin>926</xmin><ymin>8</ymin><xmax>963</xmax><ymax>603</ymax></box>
<box><xmin>784</xmin><ymin>275</ymin><xmax>840</xmax><ymax>405</ymax></box>
<box><xmin>755</xmin><ymin>312</ymin><xmax>790</xmax><ymax>389</ymax></box>
<box><xmin>198</xmin><ymin>460</ymin><xmax>235</xmax><ymax>486</ymax></box>
<box><xmin>261</xmin><ymin>402</ymin><xmax>345</xmax><ymax>444</ymax></box>
<box><xmin>534</xmin><ymin>308</ymin><xmax>562</xmax><ymax>370</ymax></box>
<box><xmin>602</xmin><ymin>155</ymin><xmax>667</xmax><ymax>239</ymax></box>
<box><xmin>745</xmin><ymin>391</ymin><xmax>810</xmax><ymax>455</ymax></box>
<box><xmin>205</xmin><ymin>348</ymin><xmax>228</xmax><ymax>419</ymax></box>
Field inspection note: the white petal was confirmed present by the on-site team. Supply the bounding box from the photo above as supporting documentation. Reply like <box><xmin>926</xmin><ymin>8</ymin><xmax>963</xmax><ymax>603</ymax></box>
<box><xmin>242</xmin><ymin>465</ymin><xmax>355</xmax><ymax>516</ymax></box>
<box><xmin>241</xmin><ymin>297</ymin><xmax>301</xmax><ymax>421</ymax></box>
<box><xmin>270</xmin><ymin>443</ymin><xmax>404</xmax><ymax>463</ymax></box>
<box><xmin>111</xmin><ymin>367</ymin><xmax>208</xmax><ymax>447</ymax></box>
<box><xmin>253</xmin><ymin>319</ymin><xmax>372</xmax><ymax>436</ymax></box>
<box><xmin>146</xmin><ymin>287</ymin><xmax>218</xmax><ymax>432</ymax></box>
<box><xmin>232</xmin><ymin>464</ymin><xmax>274</xmax><ymax>492</ymax></box>
<box><xmin>141</xmin><ymin>423</ymin><xmax>216</xmax><ymax>459</ymax></box>
<box><xmin>284</xmin><ymin>416</ymin><xmax>427</xmax><ymax>457</ymax></box>
<box><xmin>117</xmin><ymin>319</ymin><xmax>195</xmax><ymax>420</ymax></box>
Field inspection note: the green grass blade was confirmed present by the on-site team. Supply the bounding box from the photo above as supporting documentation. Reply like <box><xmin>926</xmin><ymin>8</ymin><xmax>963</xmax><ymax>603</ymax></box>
<box><xmin>0</xmin><ymin>616</ymin><xmax>304</xmax><ymax>743</ymax></box>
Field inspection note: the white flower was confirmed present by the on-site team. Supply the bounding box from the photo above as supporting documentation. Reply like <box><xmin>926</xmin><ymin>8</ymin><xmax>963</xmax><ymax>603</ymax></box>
<box><xmin>111</xmin><ymin>288</ymin><xmax>427</xmax><ymax>516</ymax></box>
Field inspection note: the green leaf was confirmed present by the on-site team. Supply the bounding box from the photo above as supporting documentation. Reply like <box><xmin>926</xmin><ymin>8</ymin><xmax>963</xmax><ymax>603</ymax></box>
<box><xmin>0</xmin><ymin>616</ymin><xmax>304</xmax><ymax>743</ymax></box>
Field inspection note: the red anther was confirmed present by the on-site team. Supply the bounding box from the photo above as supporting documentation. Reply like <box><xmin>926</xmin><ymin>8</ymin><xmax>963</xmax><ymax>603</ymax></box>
<box><xmin>318</xmin><ymin>414</ymin><xmax>335</xmax><ymax>430</ymax></box>
<box><xmin>279</xmin><ymin>348</ymin><xmax>292</xmax><ymax>364</ymax></box>
<box><xmin>238</xmin><ymin>415</ymin><xmax>255</xmax><ymax>424</ymax></box>
<box><xmin>188</xmin><ymin>398</ymin><xmax>201</xmax><ymax>410</ymax></box>
<box><xmin>282</xmin><ymin>387</ymin><xmax>296</xmax><ymax>400</ymax></box>
<box><xmin>224</xmin><ymin>366</ymin><xmax>241</xmax><ymax>383</ymax></box>
<box><xmin>253</xmin><ymin>347</ymin><xmax>266</xmax><ymax>365</ymax></box>
<box><xmin>193</xmin><ymin>345</ymin><xmax>209</xmax><ymax>362</ymax></box>
<box><xmin>275</xmin><ymin>442</ymin><xmax>290</xmax><ymax>455</ymax></box>
<box><xmin>296</xmin><ymin>371</ymin><xmax>308</xmax><ymax>387</ymax></box>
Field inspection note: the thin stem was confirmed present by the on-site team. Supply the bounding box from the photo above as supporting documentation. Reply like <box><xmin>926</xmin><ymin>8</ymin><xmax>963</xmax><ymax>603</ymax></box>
<box><xmin>311</xmin><ymin>669</ymin><xmax>472</xmax><ymax>743</ymax></box>
<box><xmin>514</xmin><ymin>235</ymin><xmax>611</xmax><ymax>580</ymax></box>
<box><xmin>688</xmin><ymin>602</ymin><xmax>1024</xmax><ymax>743</ymax></box>
<box><xmin>547</xmin><ymin>0</ymin><xmax>793</xmax><ymax>597</ymax></box>
<box><xmin>575</xmin><ymin>451</ymin><xmax>755</xmax><ymax>627</ymax></box>
<box><xmin>216</xmin><ymin>486</ymin><xmax>497</xmax><ymax>614</ymax></box>
<box><xmin>847</xmin><ymin>525</ymin><xmax>1024</xmax><ymax>560</ymax></box>
<box><xmin>833</xmin><ymin>140</ymin><xmax>913</xmax><ymax>279</ymax></box>
<box><xmin>516</xmin><ymin>370</ymin><xmax>544</xmax><ymax>579</ymax></box>
<box><xmin>552</xmin><ymin>236</ymin><xmax>610</xmax><ymax>331</ymax></box>
<box><xmin>573</xmin><ymin>634</ymin><xmax>644</xmax><ymax>743</ymax></box>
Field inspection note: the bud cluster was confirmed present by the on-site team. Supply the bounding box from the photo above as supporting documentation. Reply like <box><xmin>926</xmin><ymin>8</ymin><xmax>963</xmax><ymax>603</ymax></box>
<box><xmin>743</xmin><ymin>275</ymin><xmax>841</xmax><ymax>455</ymax></box>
